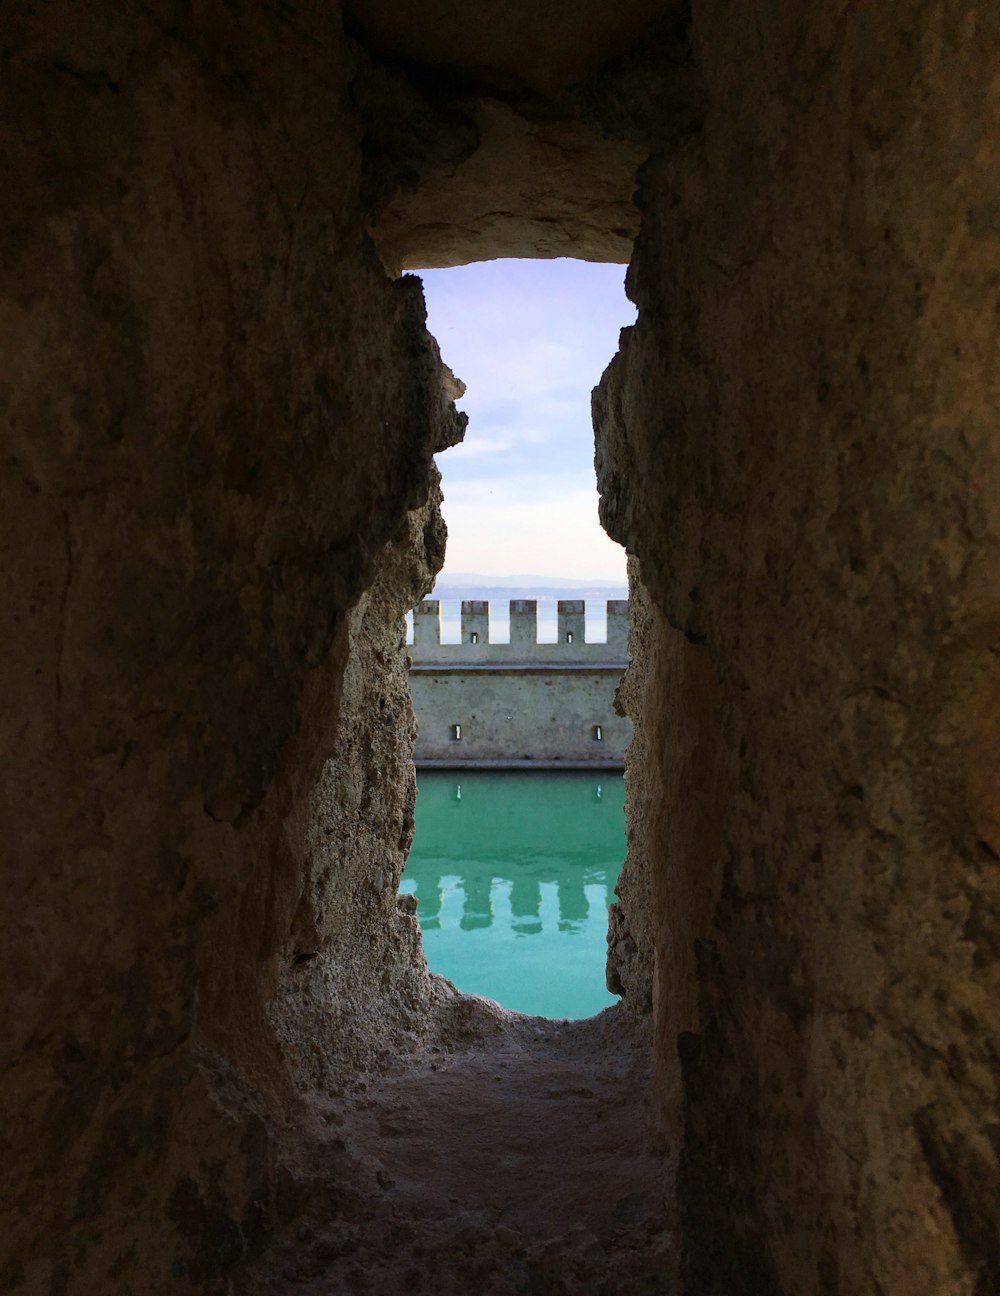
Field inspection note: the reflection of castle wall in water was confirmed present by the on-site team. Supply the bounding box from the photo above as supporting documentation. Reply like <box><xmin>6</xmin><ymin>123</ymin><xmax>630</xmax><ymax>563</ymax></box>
<box><xmin>403</xmin><ymin>865</ymin><xmax>618</xmax><ymax>937</ymax></box>
<box><xmin>402</xmin><ymin>771</ymin><xmax>625</xmax><ymax>947</ymax></box>
<box><xmin>409</xmin><ymin>598</ymin><xmax>631</xmax><ymax>767</ymax></box>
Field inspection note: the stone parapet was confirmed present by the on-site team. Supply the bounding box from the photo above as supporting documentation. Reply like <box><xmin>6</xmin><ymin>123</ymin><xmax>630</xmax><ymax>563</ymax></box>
<box><xmin>408</xmin><ymin>598</ymin><xmax>632</xmax><ymax>766</ymax></box>
<box><xmin>410</xmin><ymin>598</ymin><xmax>630</xmax><ymax>665</ymax></box>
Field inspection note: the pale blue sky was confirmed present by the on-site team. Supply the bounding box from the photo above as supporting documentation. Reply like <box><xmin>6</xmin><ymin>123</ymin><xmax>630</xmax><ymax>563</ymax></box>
<box><xmin>416</xmin><ymin>259</ymin><xmax>636</xmax><ymax>582</ymax></box>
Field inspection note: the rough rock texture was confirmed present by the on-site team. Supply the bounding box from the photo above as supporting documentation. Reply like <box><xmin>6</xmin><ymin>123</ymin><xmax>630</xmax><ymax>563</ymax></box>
<box><xmin>247</xmin><ymin>1005</ymin><xmax>672</xmax><ymax>1296</ymax></box>
<box><xmin>5</xmin><ymin>2</ymin><xmax>999</xmax><ymax>1294</ymax></box>
<box><xmin>346</xmin><ymin>0</ymin><xmax>682</xmax><ymax>96</ymax></box>
<box><xmin>0</xmin><ymin>5</ymin><xmax>462</xmax><ymax>1291</ymax></box>
<box><xmin>595</xmin><ymin>4</ymin><xmax>1000</xmax><ymax>1293</ymax></box>
<box><xmin>351</xmin><ymin>1</ymin><xmax>700</xmax><ymax>270</ymax></box>
<box><xmin>605</xmin><ymin>560</ymin><xmax>657</xmax><ymax>1013</ymax></box>
<box><xmin>270</xmin><ymin>495</ymin><xmax>454</xmax><ymax>1090</ymax></box>
<box><xmin>373</xmin><ymin>100</ymin><xmax>646</xmax><ymax>272</ymax></box>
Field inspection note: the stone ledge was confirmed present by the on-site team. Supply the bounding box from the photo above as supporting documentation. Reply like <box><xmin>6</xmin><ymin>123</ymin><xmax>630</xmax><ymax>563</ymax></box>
<box><xmin>414</xmin><ymin>759</ymin><xmax>625</xmax><ymax>771</ymax></box>
<box><xmin>409</xmin><ymin>662</ymin><xmax>629</xmax><ymax>674</ymax></box>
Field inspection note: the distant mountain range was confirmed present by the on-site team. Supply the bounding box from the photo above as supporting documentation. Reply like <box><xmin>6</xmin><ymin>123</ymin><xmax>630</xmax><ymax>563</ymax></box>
<box><xmin>432</xmin><ymin>573</ymin><xmax>628</xmax><ymax>601</ymax></box>
<box><xmin>436</xmin><ymin>573</ymin><xmax>624</xmax><ymax>589</ymax></box>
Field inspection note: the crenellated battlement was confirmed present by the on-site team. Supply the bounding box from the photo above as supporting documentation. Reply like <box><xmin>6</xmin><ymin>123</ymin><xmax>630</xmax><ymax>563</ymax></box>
<box><xmin>411</xmin><ymin>598</ymin><xmax>629</xmax><ymax>664</ymax></box>
<box><xmin>408</xmin><ymin>596</ymin><xmax>632</xmax><ymax>767</ymax></box>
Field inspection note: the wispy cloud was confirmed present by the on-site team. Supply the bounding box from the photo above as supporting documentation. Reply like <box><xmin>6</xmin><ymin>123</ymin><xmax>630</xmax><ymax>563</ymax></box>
<box><xmin>417</xmin><ymin>259</ymin><xmax>635</xmax><ymax>582</ymax></box>
<box><xmin>446</xmin><ymin>435</ymin><xmax>517</xmax><ymax>459</ymax></box>
<box><xmin>438</xmin><ymin>484</ymin><xmax>625</xmax><ymax>583</ymax></box>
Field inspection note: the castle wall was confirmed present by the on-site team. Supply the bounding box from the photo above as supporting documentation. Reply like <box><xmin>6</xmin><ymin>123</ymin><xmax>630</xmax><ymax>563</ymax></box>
<box><xmin>411</xmin><ymin>597</ymin><xmax>629</xmax><ymax>664</ymax></box>
<box><xmin>410</xmin><ymin>599</ymin><xmax>631</xmax><ymax>765</ymax></box>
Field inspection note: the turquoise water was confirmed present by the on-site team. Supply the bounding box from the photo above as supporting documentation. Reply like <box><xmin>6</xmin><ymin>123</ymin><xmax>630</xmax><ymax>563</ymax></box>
<box><xmin>400</xmin><ymin>771</ymin><xmax>625</xmax><ymax>1018</ymax></box>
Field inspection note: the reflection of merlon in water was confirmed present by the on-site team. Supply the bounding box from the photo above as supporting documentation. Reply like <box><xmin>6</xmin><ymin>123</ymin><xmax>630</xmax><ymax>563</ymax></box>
<box><xmin>404</xmin><ymin>870</ymin><xmax>614</xmax><ymax>935</ymax></box>
<box><xmin>509</xmin><ymin>873</ymin><xmax>541</xmax><ymax>921</ymax></box>
<box><xmin>409</xmin><ymin>599</ymin><xmax>632</xmax><ymax>768</ymax></box>
<box><xmin>557</xmin><ymin>872</ymin><xmax>589</xmax><ymax>924</ymax></box>
<box><xmin>460</xmin><ymin>871</ymin><xmax>494</xmax><ymax>931</ymax></box>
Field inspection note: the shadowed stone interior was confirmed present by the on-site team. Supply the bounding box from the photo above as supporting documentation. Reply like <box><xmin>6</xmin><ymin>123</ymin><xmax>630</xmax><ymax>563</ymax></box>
<box><xmin>2</xmin><ymin>3</ymin><xmax>997</xmax><ymax>1294</ymax></box>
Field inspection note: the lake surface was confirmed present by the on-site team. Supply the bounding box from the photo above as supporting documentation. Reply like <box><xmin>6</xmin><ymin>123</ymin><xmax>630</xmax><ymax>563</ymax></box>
<box><xmin>400</xmin><ymin>770</ymin><xmax>625</xmax><ymax>1018</ymax></box>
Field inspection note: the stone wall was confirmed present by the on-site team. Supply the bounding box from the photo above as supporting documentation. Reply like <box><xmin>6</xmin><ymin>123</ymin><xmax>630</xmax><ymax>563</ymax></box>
<box><xmin>409</xmin><ymin>597</ymin><xmax>631</xmax><ymax>766</ymax></box>
<box><xmin>0</xmin><ymin>6</ymin><xmax>462</xmax><ymax>1291</ymax></box>
<box><xmin>595</xmin><ymin>4</ymin><xmax>1000</xmax><ymax>1293</ymax></box>
<box><xmin>4</xmin><ymin>4</ymin><xmax>998</xmax><ymax>1294</ymax></box>
<box><xmin>411</xmin><ymin>597</ymin><xmax>630</xmax><ymax>663</ymax></box>
<box><xmin>605</xmin><ymin>562</ymin><xmax>661</xmax><ymax>1015</ymax></box>
<box><xmin>410</xmin><ymin>668</ymin><xmax>630</xmax><ymax>766</ymax></box>
<box><xmin>269</xmin><ymin>496</ymin><xmax>453</xmax><ymax>1091</ymax></box>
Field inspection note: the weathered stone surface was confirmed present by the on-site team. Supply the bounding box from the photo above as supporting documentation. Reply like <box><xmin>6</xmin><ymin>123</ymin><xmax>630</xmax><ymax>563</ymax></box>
<box><xmin>0</xmin><ymin>5</ymin><xmax>462</xmax><ymax>1290</ymax></box>
<box><xmin>346</xmin><ymin>0</ymin><xmax>684</xmax><ymax>97</ymax></box>
<box><xmin>373</xmin><ymin>100</ymin><xmax>646</xmax><ymax>270</ymax></box>
<box><xmin>4</xmin><ymin>1</ymin><xmax>998</xmax><ymax>1294</ymax></box>
<box><xmin>410</xmin><ymin>665</ymin><xmax>631</xmax><ymax>764</ymax></box>
<box><xmin>351</xmin><ymin>2</ymin><xmax>699</xmax><ymax>270</ymax></box>
<box><xmin>605</xmin><ymin>562</ymin><xmax>658</xmax><ymax>1012</ymax></box>
<box><xmin>269</xmin><ymin>494</ymin><xmax>455</xmax><ymax>1090</ymax></box>
<box><xmin>245</xmin><ymin>1011</ymin><xmax>667</xmax><ymax>1296</ymax></box>
<box><xmin>595</xmin><ymin>4</ymin><xmax>1000</xmax><ymax>1292</ymax></box>
<box><xmin>407</xmin><ymin>596</ymin><xmax>631</xmax><ymax>764</ymax></box>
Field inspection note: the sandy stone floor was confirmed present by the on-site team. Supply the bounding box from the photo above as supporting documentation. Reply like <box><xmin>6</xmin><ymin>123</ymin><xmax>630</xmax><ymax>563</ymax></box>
<box><xmin>251</xmin><ymin>1003</ymin><xmax>674</xmax><ymax>1295</ymax></box>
